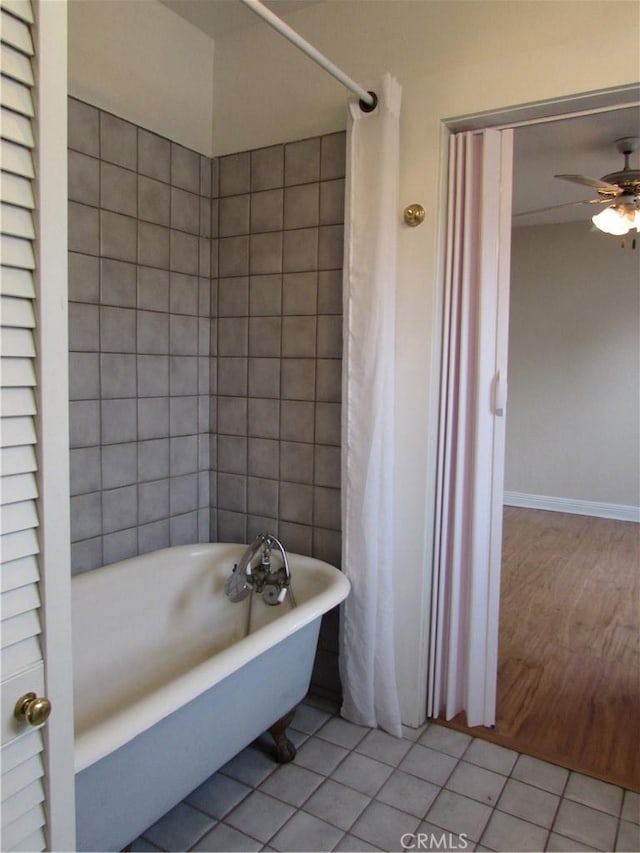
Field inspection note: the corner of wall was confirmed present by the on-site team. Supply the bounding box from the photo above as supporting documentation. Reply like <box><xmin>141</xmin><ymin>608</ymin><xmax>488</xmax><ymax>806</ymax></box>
<box><xmin>68</xmin><ymin>0</ymin><xmax>215</xmax><ymax>156</ymax></box>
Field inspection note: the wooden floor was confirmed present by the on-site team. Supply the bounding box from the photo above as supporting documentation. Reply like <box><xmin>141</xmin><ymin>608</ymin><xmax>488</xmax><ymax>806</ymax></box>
<box><xmin>443</xmin><ymin>507</ymin><xmax>640</xmax><ymax>792</ymax></box>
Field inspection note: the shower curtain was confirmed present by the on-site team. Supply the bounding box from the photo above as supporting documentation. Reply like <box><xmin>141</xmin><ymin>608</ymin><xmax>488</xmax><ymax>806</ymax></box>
<box><xmin>339</xmin><ymin>73</ymin><xmax>402</xmax><ymax>736</ymax></box>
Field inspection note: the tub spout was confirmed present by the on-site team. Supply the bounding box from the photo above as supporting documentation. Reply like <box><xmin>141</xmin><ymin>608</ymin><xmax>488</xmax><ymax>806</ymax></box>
<box><xmin>237</xmin><ymin>534</ymin><xmax>265</xmax><ymax>575</ymax></box>
<box><xmin>225</xmin><ymin>533</ymin><xmax>293</xmax><ymax>606</ymax></box>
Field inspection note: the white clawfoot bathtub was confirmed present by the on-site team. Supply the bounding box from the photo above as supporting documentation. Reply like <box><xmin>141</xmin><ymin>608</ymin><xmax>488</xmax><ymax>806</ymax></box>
<box><xmin>71</xmin><ymin>542</ymin><xmax>350</xmax><ymax>852</ymax></box>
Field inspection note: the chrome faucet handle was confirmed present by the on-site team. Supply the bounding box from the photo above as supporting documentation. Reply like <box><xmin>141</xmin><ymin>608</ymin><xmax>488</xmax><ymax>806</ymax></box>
<box><xmin>225</xmin><ymin>535</ymin><xmax>264</xmax><ymax>602</ymax></box>
<box><xmin>224</xmin><ymin>563</ymin><xmax>252</xmax><ymax>602</ymax></box>
<box><xmin>237</xmin><ymin>534</ymin><xmax>266</xmax><ymax>575</ymax></box>
<box><xmin>262</xmin><ymin>583</ymin><xmax>286</xmax><ymax>605</ymax></box>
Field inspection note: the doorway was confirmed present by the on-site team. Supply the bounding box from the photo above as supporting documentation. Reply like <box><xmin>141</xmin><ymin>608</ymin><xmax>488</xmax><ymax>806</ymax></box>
<box><xmin>491</xmin><ymin>107</ymin><xmax>640</xmax><ymax>789</ymax></box>
<box><xmin>429</xmin><ymin>90</ymin><xmax>640</xmax><ymax>791</ymax></box>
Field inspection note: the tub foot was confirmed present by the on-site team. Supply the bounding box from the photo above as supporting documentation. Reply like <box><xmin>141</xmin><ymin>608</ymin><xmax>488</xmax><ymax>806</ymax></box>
<box><xmin>268</xmin><ymin>709</ymin><xmax>297</xmax><ymax>763</ymax></box>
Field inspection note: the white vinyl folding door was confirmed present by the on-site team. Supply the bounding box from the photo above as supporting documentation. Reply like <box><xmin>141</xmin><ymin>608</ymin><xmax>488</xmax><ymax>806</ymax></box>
<box><xmin>428</xmin><ymin>127</ymin><xmax>513</xmax><ymax>728</ymax></box>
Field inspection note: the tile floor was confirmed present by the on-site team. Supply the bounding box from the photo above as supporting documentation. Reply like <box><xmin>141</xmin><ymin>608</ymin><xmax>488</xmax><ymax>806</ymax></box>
<box><xmin>130</xmin><ymin>698</ymin><xmax>640</xmax><ymax>853</ymax></box>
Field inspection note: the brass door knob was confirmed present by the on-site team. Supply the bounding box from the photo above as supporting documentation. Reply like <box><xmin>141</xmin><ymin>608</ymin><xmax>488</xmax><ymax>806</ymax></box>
<box><xmin>14</xmin><ymin>692</ymin><xmax>52</xmax><ymax>727</ymax></box>
<box><xmin>403</xmin><ymin>203</ymin><xmax>426</xmax><ymax>227</ymax></box>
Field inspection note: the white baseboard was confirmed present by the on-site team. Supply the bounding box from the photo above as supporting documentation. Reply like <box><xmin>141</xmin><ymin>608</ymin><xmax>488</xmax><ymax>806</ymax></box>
<box><xmin>503</xmin><ymin>491</ymin><xmax>640</xmax><ymax>523</ymax></box>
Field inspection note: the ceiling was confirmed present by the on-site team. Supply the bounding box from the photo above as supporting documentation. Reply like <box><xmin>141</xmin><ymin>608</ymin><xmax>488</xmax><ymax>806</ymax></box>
<box><xmin>162</xmin><ymin>0</ymin><xmax>639</xmax><ymax>228</ymax></box>
<box><xmin>513</xmin><ymin>105</ymin><xmax>640</xmax><ymax>227</ymax></box>
<box><xmin>160</xmin><ymin>0</ymin><xmax>322</xmax><ymax>40</ymax></box>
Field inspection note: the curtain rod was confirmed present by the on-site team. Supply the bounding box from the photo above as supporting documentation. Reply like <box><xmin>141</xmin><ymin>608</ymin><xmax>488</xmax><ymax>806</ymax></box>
<box><xmin>238</xmin><ymin>0</ymin><xmax>377</xmax><ymax>111</ymax></box>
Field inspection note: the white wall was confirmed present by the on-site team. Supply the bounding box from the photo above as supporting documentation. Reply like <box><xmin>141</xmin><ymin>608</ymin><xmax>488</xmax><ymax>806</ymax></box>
<box><xmin>211</xmin><ymin>1</ymin><xmax>640</xmax><ymax>155</ymax></box>
<box><xmin>68</xmin><ymin>0</ymin><xmax>215</xmax><ymax>155</ymax></box>
<box><xmin>210</xmin><ymin>0</ymin><xmax>639</xmax><ymax>723</ymax></box>
<box><xmin>506</xmin><ymin>222</ymin><xmax>640</xmax><ymax>511</ymax></box>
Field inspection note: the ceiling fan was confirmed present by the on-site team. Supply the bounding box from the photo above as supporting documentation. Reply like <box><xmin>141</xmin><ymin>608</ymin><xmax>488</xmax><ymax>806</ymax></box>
<box><xmin>516</xmin><ymin>136</ymin><xmax>640</xmax><ymax>242</ymax></box>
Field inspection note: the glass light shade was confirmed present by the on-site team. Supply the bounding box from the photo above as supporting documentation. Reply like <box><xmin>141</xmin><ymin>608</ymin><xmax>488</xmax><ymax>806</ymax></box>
<box><xmin>592</xmin><ymin>199</ymin><xmax>640</xmax><ymax>235</ymax></box>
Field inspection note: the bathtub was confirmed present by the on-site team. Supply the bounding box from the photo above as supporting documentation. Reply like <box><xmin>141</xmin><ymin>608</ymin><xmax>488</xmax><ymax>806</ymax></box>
<box><xmin>71</xmin><ymin>542</ymin><xmax>350</xmax><ymax>852</ymax></box>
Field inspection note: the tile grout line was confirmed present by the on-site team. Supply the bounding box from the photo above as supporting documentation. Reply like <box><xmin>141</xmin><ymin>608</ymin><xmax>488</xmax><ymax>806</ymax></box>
<box><xmin>136</xmin><ymin>707</ymin><xmax>636</xmax><ymax>853</ymax></box>
<box><xmin>543</xmin><ymin>768</ymin><xmax>572</xmax><ymax>851</ymax></box>
<box><xmin>216</xmin><ymin>720</ymin><xmax>369</xmax><ymax>849</ymax></box>
<box><xmin>480</xmin><ymin>738</ymin><xmax>556</xmax><ymax>850</ymax></box>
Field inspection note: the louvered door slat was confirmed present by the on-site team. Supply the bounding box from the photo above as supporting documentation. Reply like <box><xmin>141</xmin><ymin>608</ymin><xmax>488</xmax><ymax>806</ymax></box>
<box><xmin>0</xmin><ymin>75</ymin><xmax>33</xmax><ymax>117</ymax></box>
<box><xmin>1</xmin><ymin>202</ymin><xmax>35</xmax><ymax>238</ymax></box>
<box><xmin>0</xmin><ymin>360</ymin><xmax>36</xmax><ymax>387</ymax></box>
<box><xmin>1</xmin><ymin>805</ymin><xmax>45</xmax><ymax>852</ymax></box>
<box><xmin>1</xmin><ymin>728</ymin><xmax>42</xmax><ymax>774</ymax></box>
<box><xmin>1</xmin><ymin>501</ymin><xmax>39</xmax><ymax>536</ymax></box>
<box><xmin>2</xmin><ymin>755</ymin><xmax>43</xmax><ymax>801</ymax></box>
<box><xmin>0</xmin><ymin>107</ymin><xmax>33</xmax><ymax>147</ymax></box>
<box><xmin>0</xmin><ymin>1</ymin><xmax>34</xmax><ymax>24</ymax></box>
<box><xmin>0</xmin><ymin>10</ymin><xmax>34</xmax><ymax>55</ymax></box>
<box><xmin>1</xmin><ymin>328</ymin><xmax>36</xmax><ymax>358</ymax></box>
<box><xmin>1</xmin><ymin>767</ymin><xmax>46</xmax><ymax>852</ymax></box>
<box><xmin>0</xmin><ymin>388</ymin><xmax>36</xmax><ymax>417</ymax></box>
<box><xmin>0</xmin><ymin>554</ymin><xmax>38</xmax><ymax>593</ymax></box>
<box><xmin>0</xmin><ymin>43</ymin><xmax>33</xmax><ymax>85</ymax></box>
<box><xmin>2</xmin><ymin>635</ymin><xmax>41</xmax><ymax>676</ymax></box>
<box><xmin>0</xmin><ymin>267</ymin><xmax>34</xmax><ymax>297</ymax></box>
<box><xmin>12</xmin><ymin>827</ymin><xmax>46</xmax><ymax>852</ymax></box>
<box><xmin>0</xmin><ymin>528</ymin><xmax>39</xmax><ymax>564</ymax></box>
<box><xmin>0</xmin><ymin>472</ymin><xmax>37</xmax><ymax>504</ymax></box>
<box><xmin>1</xmin><ymin>447</ymin><xmax>37</xmax><ymax>479</ymax></box>
<box><xmin>0</xmin><ymin>610</ymin><xmax>41</xmax><ymax>650</ymax></box>
<box><xmin>1</xmin><ymin>139</ymin><xmax>34</xmax><ymax>179</ymax></box>
<box><xmin>0</xmin><ymin>583</ymin><xmax>40</xmax><ymax>619</ymax></box>
<box><xmin>1</xmin><ymin>295</ymin><xmax>35</xmax><ymax>327</ymax></box>
<box><xmin>0</xmin><ymin>416</ymin><xmax>36</xmax><ymax>446</ymax></box>
<box><xmin>1</xmin><ymin>779</ymin><xmax>45</xmax><ymax>832</ymax></box>
<box><xmin>0</xmin><ymin>171</ymin><xmax>35</xmax><ymax>208</ymax></box>
<box><xmin>1</xmin><ymin>235</ymin><xmax>35</xmax><ymax>269</ymax></box>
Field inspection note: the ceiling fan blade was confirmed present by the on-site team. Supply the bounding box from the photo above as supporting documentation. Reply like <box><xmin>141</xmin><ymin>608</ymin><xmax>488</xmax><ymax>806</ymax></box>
<box><xmin>513</xmin><ymin>198</ymin><xmax>610</xmax><ymax>218</ymax></box>
<box><xmin>554</xmin><ymin>174</ymin><xmax>621</xmax><ymax>195</ymax></box>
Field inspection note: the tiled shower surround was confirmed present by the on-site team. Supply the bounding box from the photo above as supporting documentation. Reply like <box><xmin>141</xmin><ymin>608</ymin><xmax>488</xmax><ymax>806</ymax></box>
<box><xmin>213</xmin><ymin>133</ymin><xmax>345</xmax><ymax>571</ymax></box>
<box><xmin>67</xmin><ymin>98</ymin><xmax>345</xmax><ymax>693</ymax></box>
<box><xmin>67</xmin><ymin>98</ymin><xmax>214</xmax><ymax>571</ymax></box>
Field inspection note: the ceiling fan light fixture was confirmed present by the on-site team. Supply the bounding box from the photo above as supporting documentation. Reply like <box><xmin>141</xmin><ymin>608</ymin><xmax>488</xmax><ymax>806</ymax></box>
<box><xmin>591</xmin><ymin>196</ymin><xmax>640</xmax><ymax>236</ymax></box>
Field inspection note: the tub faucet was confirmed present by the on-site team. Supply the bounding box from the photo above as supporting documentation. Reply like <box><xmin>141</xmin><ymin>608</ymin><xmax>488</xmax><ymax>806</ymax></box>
<box><xmin>225</xmin><ymin>533</ymin><xmax>292</xmax><ymax>606</ymax></box>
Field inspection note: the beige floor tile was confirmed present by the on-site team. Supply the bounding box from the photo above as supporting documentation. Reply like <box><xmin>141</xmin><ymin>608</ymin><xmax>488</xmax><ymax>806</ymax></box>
<box><xmin>552</xmin><ymin>799</ymin><xmax>618</xmax><ymax>851</ymax></box>
<box><xmin>445</xmin><ymin>760</ymin><xmax>507</xmax><ymax>806</ymax></box>
<box><xmin>480</xmin><ymin>810</ymin><xmax>548</xmax><ymax>852</ymax></box>
<box><xmin>497</xmin><ymin>778</ymin><xmax>560</xmax><ymax>829</ymax></box>
<box><xmin>426</xmin><ymin>790</ymin><xmax>492</xmax><ymax>842</ymax></box>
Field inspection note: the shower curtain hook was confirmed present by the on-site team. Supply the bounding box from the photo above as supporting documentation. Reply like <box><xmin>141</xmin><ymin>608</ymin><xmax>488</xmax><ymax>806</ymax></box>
<box><xmin>359</xmin><ymin>91</ymin><xmax>378</xmax><ymax>113</ymax></box>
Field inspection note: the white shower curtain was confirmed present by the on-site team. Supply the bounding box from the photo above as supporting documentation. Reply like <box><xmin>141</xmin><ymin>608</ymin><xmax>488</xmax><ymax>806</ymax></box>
<box><xmin>339</xmin><ymin>73</ymin><xmax>402</xmax><ymax>737</ymax></box>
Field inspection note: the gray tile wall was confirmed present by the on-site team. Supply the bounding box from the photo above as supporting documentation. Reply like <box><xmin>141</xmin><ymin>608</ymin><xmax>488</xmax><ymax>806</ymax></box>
<box><xmin>68</xmin><ymin>97</ymin><xmax>213</xmax><ymax>573</ymax></box>
<box><xmin>67</xmin><ymin>97</ymin><xmax>344</xmax><ymax>696</ymax></box>
<box><xmin>213</xmin><ymin>135</ymin><xmax>344</xmax><ymax>563</ymax></box>
<box><xmin>213</xmin><ymin>135</ymin><xmax>346</xmax><ymax>695</ymax></box>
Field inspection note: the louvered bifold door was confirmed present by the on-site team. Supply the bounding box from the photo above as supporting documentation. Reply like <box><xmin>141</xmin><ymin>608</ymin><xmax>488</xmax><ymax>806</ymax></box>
<box><xmin>1</xmin><ymin>1</ymin><xmax>48</xmax><ymax>850</ymax></box>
